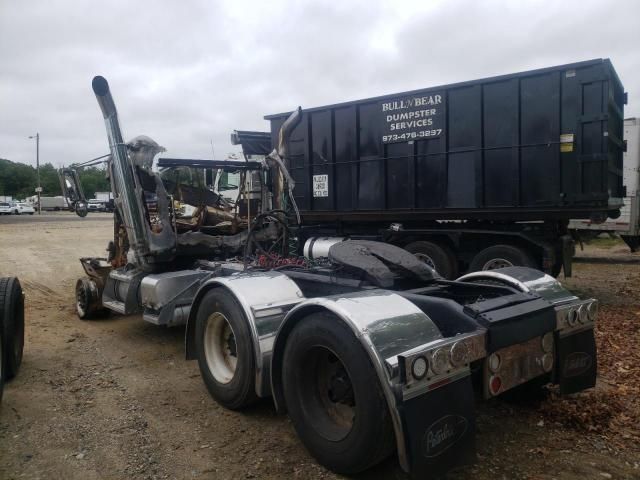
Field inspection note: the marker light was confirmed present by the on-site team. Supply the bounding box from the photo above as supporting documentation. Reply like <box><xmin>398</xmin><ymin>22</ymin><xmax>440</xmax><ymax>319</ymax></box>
<box><xmin>411</xmin><ymin>356</ymin><xmax>428</xmax><ymax>380</ymax></box>
<box><xmin>578</xmin><ymin>305</ymin><xmax>589</xmax><ymax>324</ymax></box>
<box><xmin>541</xmin><ymin>332</ymin><xmax>554</xmax><ymax>353</ymax></box>
<box><xmin>567</xmin><ymin>308</ymin><xmax>579</xmax><ymax>326</ymax></box>
<box><xmin>450</xmin><ymin>341</ymin><xmax>469</xmax><ymax>367</ymax></box>
<box><xmin>431</xmin><ymin>348</ymin><xmax>450</xmax><ymax>375</ymax></box>
<box><xmin>488</xmin><ymin>353</ymin><xmax>501</xmax><ymax>373</ymax></box>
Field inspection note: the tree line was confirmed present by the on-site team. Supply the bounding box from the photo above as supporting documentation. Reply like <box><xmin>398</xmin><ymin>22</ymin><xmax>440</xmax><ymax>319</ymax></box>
<box><xmin>0</xmin><ymin>159</ymin><xmax>110</xmax><ymax>200</ymax></box>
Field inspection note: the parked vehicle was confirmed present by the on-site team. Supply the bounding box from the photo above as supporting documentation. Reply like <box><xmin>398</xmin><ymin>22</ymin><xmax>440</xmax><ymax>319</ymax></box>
<box><xmin>569</xmin><ymin>117</ymin><xmax>640</xmax><ymax>251</ymax></box>
<box><xmin>0</xmin><ymin>202</ymin><xmax>12</xmax><ymax>215</ymax></box>
<box><xmin>258</xmin><ymin>58</ymin><xmax>626</xmax><ymax>279</ymax></box>
<box><xmin>11</xmin><ymin>203</ymin><xmax>35</xmax><ymax>215</ymax></box>
<box><xmin>87</xmin><ymin>199</ymin><xmax>107</xmax><ymax>212</ymax></box>
<box><xmin>29</xmin><ymin>196</ymin><xmax>68</xmax><ymax>211</ymax></box>
<box><xmin>94</xmin><ymin>192</ymin><xmax>115</xmax><ymax>212</ymax></box>
<box><xmin>63</xmin><ymin>75</ymin><xmax>600</xmax><ymax>478</ymax></box>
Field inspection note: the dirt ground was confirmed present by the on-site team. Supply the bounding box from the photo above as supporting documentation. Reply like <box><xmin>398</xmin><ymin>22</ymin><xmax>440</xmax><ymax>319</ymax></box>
<box><xmin>0</xmin><ymin>214</ymin><xmax>638</xmax><ymax>480</ymax></box>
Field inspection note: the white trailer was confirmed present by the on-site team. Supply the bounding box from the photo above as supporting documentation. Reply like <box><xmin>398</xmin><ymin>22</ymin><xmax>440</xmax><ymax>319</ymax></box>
<box><xmin>94</xmin><ymin>191</ymin><xmax>113</xmax><ymax>202</ymax></box>
<box><xmin>569</xmin><ymin>117</ymin><xmax>640</xmax><ymax>251</ymax></box>
<box><xmin>32</xmin><ymin>196</ymin><xmax>68</xmax><ymax>211</ymax></box>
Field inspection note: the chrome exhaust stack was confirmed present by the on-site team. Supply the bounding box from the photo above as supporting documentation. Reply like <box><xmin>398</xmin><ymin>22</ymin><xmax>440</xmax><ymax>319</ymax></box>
<box><xmin>92</xmin><ymin>76</ymin><xmax>174</xmax><ymax>270</ymax></box>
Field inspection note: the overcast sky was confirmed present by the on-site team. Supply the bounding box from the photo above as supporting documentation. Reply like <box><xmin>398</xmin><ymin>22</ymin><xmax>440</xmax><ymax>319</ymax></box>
<box><xmin>1</xmin><ymin>0</ymin><xmax>639</xmax><ymax>168</ymax></box>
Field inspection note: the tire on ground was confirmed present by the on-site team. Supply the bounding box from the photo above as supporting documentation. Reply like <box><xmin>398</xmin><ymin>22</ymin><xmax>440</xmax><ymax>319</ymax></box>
<box><xmin>404</xmin><ymin>240</ymin><xmax>457</xmax><ymax>279</ymax></box>
<box><xmin>0</xmin><ymin>277</ymin><xmax>25</xmax><ymax>380</ymax></box>
<box><xmin>0</xmin><ymin>316</ymin><xmax>4</xmax><ymax>402</ymax></box>
<box><xmin>469</xmin><ymin>244</ymin><xmax>537</xmax><ymax>272</ymax></box>
<box><xmin>282</xmin><ymin>312</ymin><xmax>395</xmax><ymax>474</ymax></box>
<box><xmin>195</xmin><ymin>288</ymin><xmax>257</xmax><ymax>410</ymax></box>
<box><xmin>75</xmin><ymin>277</ymin><xmax>106</xmax><ymax>320</ymax></box>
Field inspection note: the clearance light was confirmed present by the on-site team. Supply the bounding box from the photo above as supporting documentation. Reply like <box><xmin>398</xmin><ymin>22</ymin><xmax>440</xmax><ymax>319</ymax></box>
<box><xmin>488</xmin><ymin>353</ymin><xmax>501</xmax><ymax>373</ymax></box>
<box><xmin>450</xmin><ymin>341</ymin><xmax>469</xmax><ymax>367</ymax></box>
<box><xmin>567</xmin><ymin>308</ymin><xmax>579</xmax><ymax>326</ymax></box>
<box><xmin>411</xmin><ymin>356</ymin><xmax>428</xmax><ymax>380</ymax></box>
<box><xmin>578</xmin><ymin>305</ymin><xmax>589</xmax><ymax>324</ymax></box>
<box><xmin>541</xmin><ymin>332</ymin><xmax>554</xmax><ymax>353</ymax></box>
<box><xmin>431</xmin><ymin>348</ymin><xmax>450</xmax><ymax>375</ymax></box>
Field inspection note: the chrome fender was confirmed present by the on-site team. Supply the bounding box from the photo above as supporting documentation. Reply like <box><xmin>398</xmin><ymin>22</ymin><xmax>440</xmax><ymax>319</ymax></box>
<box><xmin>270</xmin><ymin>290</ymin><xmax>443</xmax><ymax>473</ymax></box>
<box><xmin>457</xmin><ymin>266</ymin><xmax>578</xmax><ymax>305</ymax></box>
<box><xmin>184</xmin><ymin>271</ymin><xmax>304</xmax><ymax>397</ymax></box>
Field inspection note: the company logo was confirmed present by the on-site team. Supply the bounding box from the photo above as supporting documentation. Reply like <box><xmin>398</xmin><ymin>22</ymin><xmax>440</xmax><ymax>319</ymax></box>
<box><xmin>563</xmin><ymin>352</ymin><xmax>592</xmax><ymax>377</ymax></box>
<box><xmin>422</xmin><ymin>415</ymin><xmax>468</xmax><ymax>458</ymax></box>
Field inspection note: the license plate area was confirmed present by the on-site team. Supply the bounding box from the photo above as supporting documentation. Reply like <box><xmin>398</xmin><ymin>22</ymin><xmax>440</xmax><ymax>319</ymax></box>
<box><xmin>483</xmin><ymin>335</ymin><xmax>554</xmax><ymax>398</ymax></box>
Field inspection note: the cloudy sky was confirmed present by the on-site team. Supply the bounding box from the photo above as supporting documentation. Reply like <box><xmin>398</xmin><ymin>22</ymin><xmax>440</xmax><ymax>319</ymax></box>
<box><xmin>1</xmin><ymin>0</ymin><xmax>639</xmax><ymax>167</ymax></box>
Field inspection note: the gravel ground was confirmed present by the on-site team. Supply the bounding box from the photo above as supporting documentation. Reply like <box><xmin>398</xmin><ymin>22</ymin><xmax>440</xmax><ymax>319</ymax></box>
<box><xmin>0</xmin><ymin>217</ymin><xmax>638</xmax><ymax>479</ymax></box>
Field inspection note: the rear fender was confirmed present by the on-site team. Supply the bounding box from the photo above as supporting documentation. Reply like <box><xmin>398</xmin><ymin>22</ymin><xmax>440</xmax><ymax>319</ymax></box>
<box><xmin>457</xmin><ymin>267</ymin><xmax>578</xmax><ymax>304</ymax></box>
<box><xmin>270</xmin><ymin>290</ymin><xmax>477</xmax><ymax>474</ymax></box>
<box><xmin>184</xmin><ymin>271</ymin><xmax>303</xmax><ymax>397</ymax></box>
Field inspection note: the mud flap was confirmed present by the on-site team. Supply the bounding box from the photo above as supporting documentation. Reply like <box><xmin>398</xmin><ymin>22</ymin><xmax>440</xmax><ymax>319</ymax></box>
<box><xmin>399</xmin><ymin>376</ymin><xmax>476</xmax><ymax>478</ymax></box>
<box><xmin>556</xmin><ymin>328</ymin><xmax>597</xmax><ymax>394</ymax></box>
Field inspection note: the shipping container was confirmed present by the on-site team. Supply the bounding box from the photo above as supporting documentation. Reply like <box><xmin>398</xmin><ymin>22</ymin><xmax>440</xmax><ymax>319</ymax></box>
<box><xmin>266</xmin><ymin>59</ymin><xmax>625</xmax><ymax>222</ymax></box>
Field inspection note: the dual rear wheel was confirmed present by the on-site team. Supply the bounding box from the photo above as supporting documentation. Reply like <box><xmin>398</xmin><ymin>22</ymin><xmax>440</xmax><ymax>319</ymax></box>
<box><xmin>194</xmin><ymin>290</ymin><xmax>394</xmax><ymax>474</ymax></box>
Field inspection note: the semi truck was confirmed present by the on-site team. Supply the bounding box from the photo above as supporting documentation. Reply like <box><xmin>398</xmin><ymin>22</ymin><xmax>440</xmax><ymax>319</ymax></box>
<box><xmin>64</xmin><ymin>74</ymin><xmax>602</xmax><ymax>477</ymax></box>
<box><xmin>248</xmin><ymin>59</ymin><xmax>625</xmax><ymax>279</ymax></box>
<box><xmin>569</xmin><ymin>117</ymin><xmax>640</xmax><ymax>251</ymax></box>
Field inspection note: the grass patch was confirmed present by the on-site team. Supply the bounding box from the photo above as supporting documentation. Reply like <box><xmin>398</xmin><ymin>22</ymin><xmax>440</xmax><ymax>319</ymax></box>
<box><xmin>585</xmin><ymin>235</ymin><xmax>624</xmax><ymax>249</ymax></box>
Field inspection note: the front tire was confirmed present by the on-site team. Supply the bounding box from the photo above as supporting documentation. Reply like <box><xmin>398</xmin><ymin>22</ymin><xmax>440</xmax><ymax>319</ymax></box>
<box><xmin>195</xmin><ymin>288</ymin><xmax>257</xmax><ymax>410</ymax></box>
<box><xmin>75</xmin><ymin>277</ymin><xmax>105</xmax><ymax>320</ymax></box>
<box><xmin>282</xmin><ymin>312</ymin><xmax>395</xmax><ymax>474</ymax></box>
<box><xmin>0</xmin><ymin>277</ymin><xmax>25</xmax><ymax>380</ymax></box>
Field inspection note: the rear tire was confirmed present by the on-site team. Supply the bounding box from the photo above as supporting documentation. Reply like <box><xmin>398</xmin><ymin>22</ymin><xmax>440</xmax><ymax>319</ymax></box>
<box><xmin>195</xmin><ymin>288</ymin><xmax>257</xmax><ymax>410</ymax></box>
<box><xmin>469</xmin><ymin>244</ymin><xmax>537</xmax><ymax>272</ymax></box>
<box><xmin>282</xmin><ymin>312</ymin><xmax>395</xmax><ymax>474</ymax></box>
<box><xmin>405</xmin><ymin>240</ymin><xmax>457</xmax><ymax>279</ymax></box>
<box><xmin>0</xmin><ymin>277</ymin><xmax>25</xmax><ymax>380</ymax></box>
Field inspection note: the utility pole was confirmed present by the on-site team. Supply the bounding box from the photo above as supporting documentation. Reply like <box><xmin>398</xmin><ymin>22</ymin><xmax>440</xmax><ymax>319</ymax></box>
<box><xmin>29</xmin><ymin>133</ymin><xmax>41</xmax><ymax>214</ymax></box>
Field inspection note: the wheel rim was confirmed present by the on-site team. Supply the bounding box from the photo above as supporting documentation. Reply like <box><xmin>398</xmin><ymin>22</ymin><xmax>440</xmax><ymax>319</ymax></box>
<box><xmin>297</xmin><ymin>346</ymin><xmax>355</xmax><ymax>442</ymax></box>
<box><xmin>413</xmin><ymin>252</ymin><xmax>436</xmax><ymax>269</ymax></box>
<box><xmin>203</xmin><ymin>313</ymin><xmax>238</xmax><ymax>384</ymax></box>
<box><xmin>482</xmin><ymin>258</ymin><xmax>514</xmax><ymax>270</ymax></box>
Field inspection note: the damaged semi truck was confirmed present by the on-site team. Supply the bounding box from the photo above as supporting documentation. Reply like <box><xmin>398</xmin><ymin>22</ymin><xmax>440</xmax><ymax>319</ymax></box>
<box><xmin>67</xmin><ymin>75</ymin><xmax>601</xmax><ymax>478</ymax></box>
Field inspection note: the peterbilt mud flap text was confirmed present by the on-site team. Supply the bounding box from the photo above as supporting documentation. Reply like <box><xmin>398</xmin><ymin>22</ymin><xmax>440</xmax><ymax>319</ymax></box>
<box><xmin>399</xmin><ymin>376</ymin><xmax>475</xmax><ymax>478</ymax></box>
<box><xmin>556</xmin><ymin>329</ymin><xmax>597</xmax><ymax>394</ymax></box>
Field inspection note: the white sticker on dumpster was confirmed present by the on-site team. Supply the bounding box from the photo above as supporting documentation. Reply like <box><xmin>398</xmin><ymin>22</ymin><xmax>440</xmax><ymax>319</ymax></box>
<box><xmin>313</xmin><ymin>174</ymin><xmax>329</xmax><ymax>197</ymax></box>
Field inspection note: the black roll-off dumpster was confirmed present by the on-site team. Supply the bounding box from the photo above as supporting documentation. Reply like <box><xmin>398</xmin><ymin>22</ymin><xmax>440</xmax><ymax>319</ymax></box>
<box><xmin>266</xmin><ymin>59</ymin><xmax>625</xmax><ymax>222</ymax></box>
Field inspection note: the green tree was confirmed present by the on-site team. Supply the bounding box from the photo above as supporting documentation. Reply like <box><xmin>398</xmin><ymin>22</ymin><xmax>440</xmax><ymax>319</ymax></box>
<box><xmin>0</xmin><ymin>158</ymin><xmax>110</xmax><ymax>200</ymax></box>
